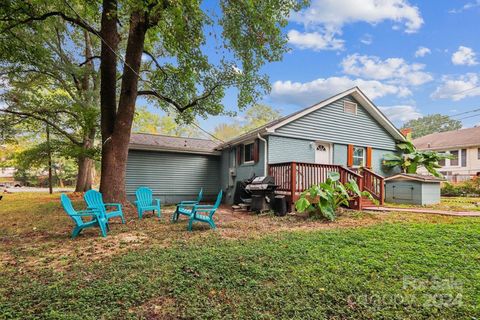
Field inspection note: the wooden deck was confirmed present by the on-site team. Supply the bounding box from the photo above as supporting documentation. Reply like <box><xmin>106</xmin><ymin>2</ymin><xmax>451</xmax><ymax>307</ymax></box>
<box><xmin>268</xmin><ymin>162</ymin><xmax>385</xmax><ymax>210</ymax></box>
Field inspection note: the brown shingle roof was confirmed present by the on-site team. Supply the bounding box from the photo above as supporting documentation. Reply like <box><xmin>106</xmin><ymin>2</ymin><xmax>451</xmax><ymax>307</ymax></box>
<box><xmin>413</xmin><ymin>126</ymin><xmax>480</xmax><ymax>150</ymax></box>
<box><xmin>129</xmin><ymin>133</ymin><xmax>220</xmax><ymax>154</ymax></box>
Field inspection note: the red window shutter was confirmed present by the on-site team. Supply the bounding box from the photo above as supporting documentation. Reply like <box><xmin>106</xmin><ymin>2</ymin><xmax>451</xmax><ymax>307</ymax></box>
<box><xmin>236</xmin><ymin>146</ymin><xmax>242</xmax><ymax>165</ymax></box>
<box><xmin>347</xmin><ymin>144</ymin><xmax>354</xmax><ymax>167</ymax></box>
<box><xmin>366</xmin><ymin>147</ymin><xmax>372</xmax><ymax>168</ymax></box>
<box><xmin>253</xmin><ymin>139</ymin><xmax>260</xmax><ymax>163</ymax></box>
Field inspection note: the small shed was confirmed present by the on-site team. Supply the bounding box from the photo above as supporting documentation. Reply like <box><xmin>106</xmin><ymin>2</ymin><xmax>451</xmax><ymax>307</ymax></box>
<box><xmin>384</xmin><ymin>174</ymin><xmax>444</xmax><ymax>205</ymax></box>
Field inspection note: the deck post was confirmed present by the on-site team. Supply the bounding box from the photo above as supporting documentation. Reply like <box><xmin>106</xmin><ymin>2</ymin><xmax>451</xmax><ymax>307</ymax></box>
<box><xmin>380</xmin><ymin>180</ymin><xmax>385</xmax><ymax>205</ymax></box>
<box><xmin>290</xmin><ymin>162</ymin><xmax>297</xmax><ymax>207</ymax></box>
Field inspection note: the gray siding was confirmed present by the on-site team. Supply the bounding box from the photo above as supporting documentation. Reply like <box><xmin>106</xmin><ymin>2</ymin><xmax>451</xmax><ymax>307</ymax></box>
<box><xmin>275</xmin><ymin>95</ymin><xmax>397</xmax><ymax>151</ymax></box>
<box><xmin>220</xmin><ymin>140</ymin><xmax>266</xmax><ymax>204</ymax></box>
<box><xmin>126</xmin><ymin>150</ymin><xmax>220</xmax><ymax>204</ymax></box>
<box><xmin>268</xmin><ymin>135</ymin><xmax>315</xmax><ymax>163</ymax></box>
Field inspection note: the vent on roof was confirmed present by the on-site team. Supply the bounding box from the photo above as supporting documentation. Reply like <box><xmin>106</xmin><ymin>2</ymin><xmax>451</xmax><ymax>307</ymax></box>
<box><xmin>344</xmin><ymin>101</ymin><xmax>357</xmax><ymax>114</ymax></box>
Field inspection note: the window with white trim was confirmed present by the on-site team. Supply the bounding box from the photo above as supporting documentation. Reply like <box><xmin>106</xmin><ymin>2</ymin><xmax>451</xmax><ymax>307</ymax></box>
<box><xmin>450</xmin><ymin>150</ymin><xmax>459</xmax><ymax>166</ymax></box>
<box><xmin>243</xmin><ymin>142</ymin><xmax>254</xmax><ymax>163</ymax></box>
<box><xmin>352</xmin><ymin>147</ymin><xmax>365</xmax><ymax>167</ymax></box>
<box><xmin>344</xmin><ymin>101</ymin><xmax>357</xmax><ymax>114</ymax></box>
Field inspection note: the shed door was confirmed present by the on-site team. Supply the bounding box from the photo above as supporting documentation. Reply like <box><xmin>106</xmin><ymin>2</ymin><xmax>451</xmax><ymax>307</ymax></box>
<box><xmin>392</xmin><ymin>185</ymin><xmax>414</xmax><ymax>200</ymax></box>
<box><xmin>315</xmin><ymin>143</ymin><xmax>331</xmax><ymax>164</ymax></box>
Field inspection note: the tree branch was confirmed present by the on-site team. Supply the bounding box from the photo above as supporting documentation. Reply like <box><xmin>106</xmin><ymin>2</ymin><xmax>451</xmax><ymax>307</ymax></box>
<box><xmin>2</xmin><ymin>11</ymin><xmax>99</xmax><ymax>35</ymax></box>
<box><xmin>142</xmin><ymin>50</ymin><xmax>167</xmax><ymax>76</ymax></box>
<box><xmin>79</xmin><ymin>55</ymin><xmax>101</xmax><ymax>67</ymax></box>
<box><xmin>0</xmin><ymin>108</ymin><xmax>82</xmax><ymax>145</ymax></box>
<box><xmin>138</xmin><ymin>83</ymin><xmax>222</xmax><ymax>113</ymax></box>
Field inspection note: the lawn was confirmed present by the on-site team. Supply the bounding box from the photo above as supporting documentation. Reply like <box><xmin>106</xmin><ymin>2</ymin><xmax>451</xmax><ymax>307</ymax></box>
<box><xmin>384</xmin><ymin>196</ymin><xmax>480</xmax><ymax>212</ymax></box>
<box><xmin>1</xmin><ymin>193</ymin><xmax>480</xmax><ymax>319</ymax></box>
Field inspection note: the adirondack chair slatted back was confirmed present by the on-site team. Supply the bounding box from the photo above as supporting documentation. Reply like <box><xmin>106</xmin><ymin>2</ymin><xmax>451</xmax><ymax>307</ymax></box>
<box><xmin>136</xmin><ymin>187</ymin><xmax>153</xmax><ymax>206</ymax></box>
<box><xmin>210</xmin><ymin>190</ymin><xmax>223</xmax><ymax>217</ymax></box>
<box><xmin>84</xmin><ymin>190</ymin><xmax>105</xmax><ymax>212</ymax></box>
<box><xmin>196</xmin><ymin>188</ymin><xmax>203</xmax><ymax>203</ymax></box>
<box><xmin>61</xmin><ymin>194</ymin><xmax>83</xmax><ymax>226</ymax></box>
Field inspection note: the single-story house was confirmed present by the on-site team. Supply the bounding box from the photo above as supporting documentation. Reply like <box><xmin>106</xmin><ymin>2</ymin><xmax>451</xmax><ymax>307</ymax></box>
<box><xmin>126</xmin><ymin>87</ymin><xmax>405</xmax><ymax>207</ymax></box>
<box><xmin>413</xmin><ymin>126</ymin><xmax>480</xmax><ymax>182</ymax></box>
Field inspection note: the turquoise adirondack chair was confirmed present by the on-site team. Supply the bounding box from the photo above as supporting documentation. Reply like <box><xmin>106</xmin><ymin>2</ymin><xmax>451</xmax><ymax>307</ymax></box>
<box><xmin>172</xmin><ymin>188</ymin><xmax>203</xmax><ymax>222</ymax></box>
<box><xmin>60</xmin><ymin>194</ymin><xmax>108</xmax><ymax>238</ymax></box>
<box><xmin>187</xmin><ymin>190</ymin><xmax>223</xmax><ymax>231</ymax></box>
<box><xmin>134</xmin><ymin>187</ymin><xmax>161</xmax><ymax>219</ymax></box>
<box><xmin>84</xmin><ymin>190</ymin><xmax>126</xmax><ymax>224</ymax></box>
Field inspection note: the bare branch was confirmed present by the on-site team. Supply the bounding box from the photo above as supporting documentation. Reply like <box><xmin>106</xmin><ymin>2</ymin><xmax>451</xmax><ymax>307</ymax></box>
<box><xmin>79</xmin><ymin>55</ymin><xmax>101</xmax><ymax>67</ymax></box>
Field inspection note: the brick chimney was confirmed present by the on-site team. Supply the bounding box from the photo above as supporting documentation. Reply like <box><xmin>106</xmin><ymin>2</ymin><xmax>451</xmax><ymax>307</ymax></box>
<box><xmin>400</xmin><ymin>128</ymin><xmax>412</xmax><ymax>139</ymax></box>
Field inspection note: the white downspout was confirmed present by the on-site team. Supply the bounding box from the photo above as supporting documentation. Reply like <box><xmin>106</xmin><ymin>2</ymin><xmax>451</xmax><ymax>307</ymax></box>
<box><xmin>257</xmin><ymin>133</ymin><xmax>268</xmax><ymax>176</ymax></box>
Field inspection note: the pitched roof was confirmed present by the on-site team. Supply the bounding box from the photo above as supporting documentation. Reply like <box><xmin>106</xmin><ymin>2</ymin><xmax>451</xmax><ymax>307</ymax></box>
<box><xmin>385</xmin><ymin>173</ymin><xmax>445</xmax><ymax>182</ymax></box>
<box><xmin>217</xmin><ymin>86</ymin><xmax>406</xmax><ymax>148</ymax></box>
<box><xmin>413</xmin><ymin>126</ymin><xmax>480</xmax><ymax>150</ymax></box>
<box><xmin>129</xmin><ymin>133</ymin><xmax>220</xmax><ymax>155</ymax></box>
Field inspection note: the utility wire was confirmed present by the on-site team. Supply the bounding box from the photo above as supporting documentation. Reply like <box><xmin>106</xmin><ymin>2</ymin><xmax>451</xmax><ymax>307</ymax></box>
<box><xmin>64</xmin><ymin>0</ymin><xmax>225</xmax><ymax>143</ymax></box>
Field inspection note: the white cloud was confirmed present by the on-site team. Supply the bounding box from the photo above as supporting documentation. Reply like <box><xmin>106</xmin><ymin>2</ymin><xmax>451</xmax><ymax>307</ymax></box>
<box><xmin>449</xmin><ymin>0</ymin><xmax>480</xmax><ymax>13</ymax></box>
<box><xmin>360</xmin><ymin>34</ymin><xmax>373</xmax><ymax>45</ymax></box>
<box><xmin>270</xmin><ymin>77</ymin><xmax>411</xmax><ymax>106</ymax></box>
<box><xmin>288</xmin><ymin>0</ymin><xmax>423</xmax><ymax>51</ymax></box>
<box><xmin>341</xmin><ymin>54</ymin><xmax>433</xmax><ymax>86</ymax></box>
<box><xmin>287</xmin><ymin>30</ymin><xmax>344</xmax><ymax>51</ymax></box>
<box><xmin>291</xmin><ymin>0</ymin><xmax>423</xmax><ymax>33</ymax></box>
<box><xmin>452</xmin><ymin>46</ymin><xmax>478</xmax><ymax>66</ymax></box>
<box><xmin>414</xmin><ymin>46</ymin><xmax>431</xmax><ymax>57</ymax></box>
<box><xmin>431</xmin><ymin>73</ymin><xmax>480</xmax><ymax>101</ymax></box>
<box><xmin>379</xmin><ymin>105</ymin><xmax>422</xmax><ymax>123</ymax></box>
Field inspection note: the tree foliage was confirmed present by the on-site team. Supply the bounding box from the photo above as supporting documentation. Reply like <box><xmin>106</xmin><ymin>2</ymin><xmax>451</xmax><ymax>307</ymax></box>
<box><xmin>382</xmin><ymin>140</ymin><xmax>452</xmax><ymax>177</ymax></box>
<box><xmin>132</xmin><ymin>106</ymin><xmax>200</xmax><ymax>137</ymax></box>
<box><xmin>401</xmin><ymin>114</ymin><xmax>462</xmax><ymax>139</ymax></box>
<box><xmin>213</xmin><ymin>104</ymin><xmax>282</xmax><ymax>141</ymax></box>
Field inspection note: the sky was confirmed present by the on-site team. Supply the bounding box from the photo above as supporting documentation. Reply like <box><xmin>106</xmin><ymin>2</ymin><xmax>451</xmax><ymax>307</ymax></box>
<box><xmin>144</xmin><ymin>0</ymin><xmax>480</xmax><ymax>136</ymax></box>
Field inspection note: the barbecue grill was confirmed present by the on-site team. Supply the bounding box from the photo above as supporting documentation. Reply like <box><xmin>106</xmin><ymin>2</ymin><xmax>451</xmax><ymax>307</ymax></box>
<box><xmin>245</xmin><ymin>176</ymin><xmax>277</xmax><ymax>212</ymax></box>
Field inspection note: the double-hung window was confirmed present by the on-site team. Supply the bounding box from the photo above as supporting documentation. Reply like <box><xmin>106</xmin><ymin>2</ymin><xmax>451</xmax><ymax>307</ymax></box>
<box><xmin>243</xmin><ymin>142</ymin><xmax>255</xmax><ymax>163</ymax></box>
<box><xmin>352</xmin><ymin>147</ymin><xmax>365</xmax><ymax>167</ymax></box>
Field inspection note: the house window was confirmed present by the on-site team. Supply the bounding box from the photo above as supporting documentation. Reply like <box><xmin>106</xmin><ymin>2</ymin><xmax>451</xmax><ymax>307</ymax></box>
<box><xmin>478</xmin><ymin>148</ymin><xmax>480</xmax><ymax>160</ymax></box>
<box><xmin>243</xmin><ymin>142</ymin><xmax>254</xmax><ymax>163</ymax></box>
<box><xmin>461</xmin><ymin>149</ymin><xmax>467</xmax><ymax>167</ymax></box>
<box><xmin>438</xmin><ymin>151</ymin><xmax>446</xmax><ymax>166</ymax></box>
<box><xmin>352</xmin><ymin>147</ymin><xmax>365</xmax><ymax>167</ymax></box>
<box><xmin>344</xmin><ymin>101</ymin><xmax>357</xmax><ymax>114</ymax></box>
<box><xmin>450</xmin><ymin>150</ymin><xmax>459</xmax><ymax>166</ymax></box>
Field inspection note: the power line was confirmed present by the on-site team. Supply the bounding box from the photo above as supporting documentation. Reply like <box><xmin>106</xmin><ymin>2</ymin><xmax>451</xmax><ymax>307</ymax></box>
<box><xmin>450</xmin><ymin>107</ymin><xmax>480</xmax><ymax>118</ymax></box>
<box><xmin>64</xmin><ymin>0</ymin><xmax>225</xmax><ymax>143</ymax></box>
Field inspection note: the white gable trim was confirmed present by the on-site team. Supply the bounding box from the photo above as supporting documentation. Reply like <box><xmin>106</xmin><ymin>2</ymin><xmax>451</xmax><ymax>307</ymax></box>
<box><xmin>266</xmin><ymin>87</ymin><xmax>406</xmax><ymax>142</ymax></box>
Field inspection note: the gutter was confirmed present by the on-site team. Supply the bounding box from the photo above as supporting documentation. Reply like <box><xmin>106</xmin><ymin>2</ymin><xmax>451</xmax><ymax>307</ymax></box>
<box><xmin>257</xmin><ymin>133</ymin><xmax>268</xmax><ymax>175</ymax></box>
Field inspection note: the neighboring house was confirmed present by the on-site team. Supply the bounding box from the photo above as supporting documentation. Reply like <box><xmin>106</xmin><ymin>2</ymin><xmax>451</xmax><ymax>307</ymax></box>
<box><xmin>413</xmin><ymin>126</ymin><xmax>480</xmax><ymax>181</ymax></box>
<box><xmin>126</xmin><ymin>87</ymin><xmax>405</xmax><ymax>206</ymax></box>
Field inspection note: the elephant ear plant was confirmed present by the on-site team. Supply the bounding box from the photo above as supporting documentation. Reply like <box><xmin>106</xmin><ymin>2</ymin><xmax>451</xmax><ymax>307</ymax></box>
<box><xmin>382</xmin><ymin>140</ymin><xmax>452</xmax><ymax>177</ymax></box>
<box><xmin>295</xmin><ymin>172</ymin><xmax>378</xmax><ymax>221</ymax></box>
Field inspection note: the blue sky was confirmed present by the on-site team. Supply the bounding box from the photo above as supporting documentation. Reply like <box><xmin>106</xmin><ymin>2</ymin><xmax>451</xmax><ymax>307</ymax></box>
<box><xmin>144</xmin><ymin>0</ymin><xmax>480</xmax><ymax>135</ymax></box>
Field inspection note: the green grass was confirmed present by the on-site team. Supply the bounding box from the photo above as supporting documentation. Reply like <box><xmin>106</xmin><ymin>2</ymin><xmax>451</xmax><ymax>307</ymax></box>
<box><xmin>1</xmin><ymin>193</ymin><xmax>480</xmax><ymax>319</ymax></box>
<box><xmin>385</xmin><ymin>196</ymin><xmax>480</xmax><ymax>212</ymax></box>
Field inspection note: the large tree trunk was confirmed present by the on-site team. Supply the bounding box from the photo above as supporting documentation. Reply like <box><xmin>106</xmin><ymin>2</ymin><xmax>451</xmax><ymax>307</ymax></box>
<box><xmin>99</xmin><ymin>6</ymin><xmax>147</xmax><ymax>203</ymax></box>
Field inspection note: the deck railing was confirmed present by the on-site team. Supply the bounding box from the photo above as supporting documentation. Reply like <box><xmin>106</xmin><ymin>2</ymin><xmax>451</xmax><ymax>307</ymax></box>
<box><xmin>269</xmin><ymin>162</ymin><xmax>364</xmax><ymax>205</ymax></box>
<box><xmin>361</xmin><ymin>168</ymin><xmax>385</xmax><ymax>205</ymax></box>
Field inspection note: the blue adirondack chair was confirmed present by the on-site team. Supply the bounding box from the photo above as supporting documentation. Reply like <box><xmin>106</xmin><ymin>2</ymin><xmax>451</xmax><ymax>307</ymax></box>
<box><xmin>187</xmin><ymin>190</ymin><xmax>223</xmax><ymax>231</ymax></box>
<box><xmin>84</xmin><ymin>190</ymin><xmax>126</xmax><ymax>224</ymax></box>
<box><xmin>172</xmin><ymin>188</ymin><xmax>203</xmax><ymax>222</ymax></box>
<box><xmin>60</xmin><ymin>194</ymin><xmax>108</xmax><ymax>238</ymax></box>
<box><xmin>135</xmin><ymin>187</ymin><xmax>161</xmax><ymax>219</ymax></box>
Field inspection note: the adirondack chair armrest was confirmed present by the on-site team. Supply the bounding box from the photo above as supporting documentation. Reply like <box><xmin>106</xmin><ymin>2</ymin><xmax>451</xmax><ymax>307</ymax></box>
<box><xmin>177</xmin><ymin>202</ymin><xmax>196</xmax><ymax>207</ymax></box>
<box><xmin>179</xmin><ymin>200</ymin><xmax>198</xmax><ymax>205</ymax></box>
<box><xmin>193</xmin><ymin>205</ymin><xmax>215</xmax><ymax>209</ymax></box>
<box><xmin>104</xmin><ymin>203</ymin><xmax>122</xmax><ymax>210</ymax></box>
<box><xmin>71</xmin><ymin>209</ymin><xmax>101</xmax><ymax>217</ymax></box>
<box><xmin>155</xmin><ymin>199</ymin><xmax>161</xmax><ymax>206</ymax></box>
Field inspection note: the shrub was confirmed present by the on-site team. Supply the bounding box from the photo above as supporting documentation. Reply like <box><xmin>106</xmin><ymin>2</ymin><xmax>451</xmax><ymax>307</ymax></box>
<box><xmin>294</xmin><ymin>172</ymin><xmax>377</xmax><ymax>221</ymax></box>
<box><xmin>441</xmin><ymin>178</ymin><xmax>480</xmax><ymax>197</ymax></box>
